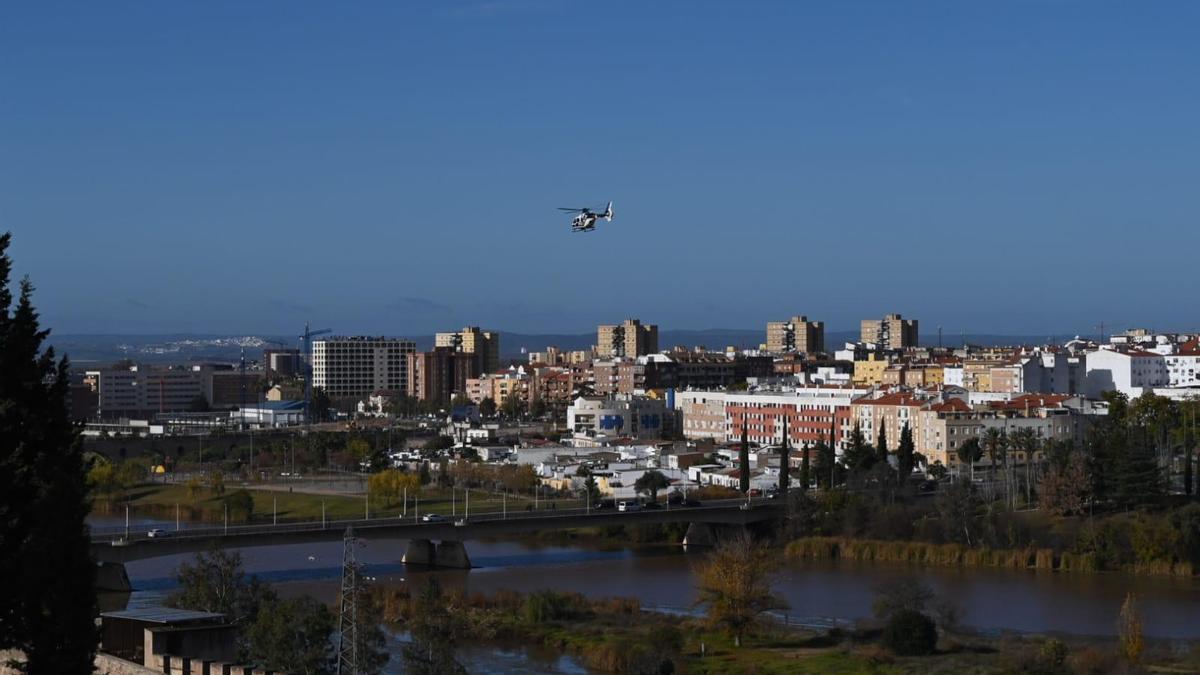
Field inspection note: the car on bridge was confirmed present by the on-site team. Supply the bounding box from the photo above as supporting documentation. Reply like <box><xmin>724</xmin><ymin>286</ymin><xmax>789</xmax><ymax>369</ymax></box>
<box><xmin>421</xmin><ymin>513</ymin><xmax>446</xmax><ymax>523</ymax></box>
<box><xmin>147</xmin><ymin>528</ymin><xmax>171</xmax><ymax>538</ymax></box>
<box><xmin>617</xmin><ymin>501</ymin><xmax>642</xmax><ymax>513</ymax></box>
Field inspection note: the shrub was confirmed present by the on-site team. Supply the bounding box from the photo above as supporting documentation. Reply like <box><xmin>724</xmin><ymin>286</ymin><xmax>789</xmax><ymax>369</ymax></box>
<box><xmin>1038</xmin><ymin>638</ymin><xmax>1068</xmax><ymax>673</ymax></box>
<box><xmin>1067</xmin><ymin>646</ymin><xmax>1116</xmax><ymax>675</ymax></box>
<box><xmin>522</xmin><ymin>590</ymin><xmax>591</xmax><ymax>623</ymax></box>
<box><xmin>880</xmin><ymin>610</ymin><xmax>937</xmax><ymax>656</ymax></box>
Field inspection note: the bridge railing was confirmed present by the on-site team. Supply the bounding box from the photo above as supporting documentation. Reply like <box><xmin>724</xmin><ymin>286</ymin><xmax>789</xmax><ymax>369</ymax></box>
<box><xmin>90</xmin><ymin>496</ymin><xmax>781</xmax><ymax>545</ymax></box>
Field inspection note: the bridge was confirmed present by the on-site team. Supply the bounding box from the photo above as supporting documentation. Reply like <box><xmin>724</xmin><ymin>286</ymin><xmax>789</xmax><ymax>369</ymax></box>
<box><xmin>91</xmin><ymin>498</ymin><xmax>784</xmax><ymax>591</ymax></box>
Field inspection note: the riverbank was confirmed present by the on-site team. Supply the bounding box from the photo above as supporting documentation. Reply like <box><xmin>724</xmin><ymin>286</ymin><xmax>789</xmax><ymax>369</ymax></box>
<box><xmin>374</xmin><ymin>585</ymin><xmax>1200</xmax><ymax>674</ymax></box>
<box><xmin>786</xmin><ymin>536</ymin><xmax>1197</xmax><ymax>578</ymax></box>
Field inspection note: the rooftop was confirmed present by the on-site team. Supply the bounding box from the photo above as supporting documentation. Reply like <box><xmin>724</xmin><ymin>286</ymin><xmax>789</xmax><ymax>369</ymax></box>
<box><xmin>101</xmin><ymin>607</ymin><xmax>226</xmax><ymax>625</ymax></box>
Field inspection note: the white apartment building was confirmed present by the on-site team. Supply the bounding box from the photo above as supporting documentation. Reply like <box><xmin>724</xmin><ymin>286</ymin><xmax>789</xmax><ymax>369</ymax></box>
<box><xmin>567</xmin><ymin>395</ymin><xmax>672</xmax><ymax>442</ymax></box>
<box><xmin>312</xmin><ymin>336</ymin><xmax>416</xmax><ymax>399</ymax></box>
<box><xmin>1163</xmin><ymin>338</ymin><xmax>1200</xmax><ymax>388</ymax></box>
<box><xmin>86</xmin><ymin>364</ymin><xmax>216</xmax><ymax>418</ymax></box>
<box><xmin>1084</xmin><ymin>348</ymin><xmax>1169</xmax><ymax>399</ymax></box>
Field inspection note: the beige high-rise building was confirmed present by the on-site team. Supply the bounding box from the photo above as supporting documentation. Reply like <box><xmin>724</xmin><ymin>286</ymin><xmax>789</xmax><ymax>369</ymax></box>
<box><xmin>860</xmin><ymin>313</ymin><xmax>919</xmax><ymax>350</ymax></box>
<box><xmin>766</xmin><ymin>315</ymin><xmax>825</xmax><ymax>354</ymax></box>
<box><xmin>435</xmin><ymin>326</ymin><xmax>500</xmax><ymax>374</ymax></box>
<box><xmin>597</xmin><ymin>319</ymin><xmax>658</xmax><ymax>358</ymax></box>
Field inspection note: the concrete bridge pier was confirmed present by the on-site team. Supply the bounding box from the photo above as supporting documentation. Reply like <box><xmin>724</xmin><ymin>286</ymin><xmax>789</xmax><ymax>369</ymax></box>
<box><xmin>434</xmin><ymin>540</ymin><xmax>471</xmax><ymax>569</ymax></box>
<box><xmin>402</xmin><ymin>539</ymin><xmax>436</xmax><ymax>566</ymax></box>
<box><xmin>402</xmin><ymin>539</ymin><xmax>472</xmax><ymax>569</ymax></box>
<box><xmin>96</xmin><ymin>561</ymin><xmax>132</xmax><ymax>593</ymax></box>
<box><xmin>682</xmin><ymin>522</ymin><xmax>746</xmax><ymax>547</ymax></box>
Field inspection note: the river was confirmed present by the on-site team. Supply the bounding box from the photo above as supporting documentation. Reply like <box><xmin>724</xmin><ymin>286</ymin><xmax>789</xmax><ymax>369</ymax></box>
<box><xmin>109</xmin><ymin>529</ymin><xmax>1200</xmax><ymax>640</ymax></box>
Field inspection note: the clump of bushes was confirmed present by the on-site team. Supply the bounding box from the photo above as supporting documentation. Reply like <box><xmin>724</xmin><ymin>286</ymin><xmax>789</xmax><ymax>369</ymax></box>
<box><xmin>881</xmin><ymin>610</ymin><xmax>937</xmax><ymax>656</ymax></box>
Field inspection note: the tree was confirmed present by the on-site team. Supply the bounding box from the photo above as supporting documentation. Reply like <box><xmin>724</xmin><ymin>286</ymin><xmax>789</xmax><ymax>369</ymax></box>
<box><xmin>813</xmin><ymin>433</ymin><xmax>837</xmax><ymax>489</ymax></box>
<box><xmin>189</xmin><ymin>394</ymin><xmax>211</xmax><ymax>412</ymax></box>
<box><xmin>423</xmin><ymin>435</ymin><xmax>454</xmax><ymax>452</ymax></box>
<box><xmin>928</xmin><ymin>461</ymin><xmax>948</xmax><ymax>481</ymax></box>
<box><xmin>843</xmin><ymin>423</ymin><xmax>874</xmax><ymax>474</ymax></box>
<box><xmin>207</xmin><ymin>469</ymin><xmax>226</xmax><ymax>495</ymax></box>
<box><xmin>449</xmin><ymin>394</ymin><xmax>473</xmax><ymax>409</ymax></box>
<box><xmin>0</xmin><ymin>233</ymin><xmax>97</xmax><ymax>673</ymax></box>
<box><xmin>694</xmin><ymin>534</ymin><xmax>785</xmax><ymax>647</ymax></box>
<box><xmin>244</xmin><ymin>596</ymin><xmax>334</xmax><ymax>675</ymax></box>
<box><xmin>635</xmin><ymin>469</ymin><xmax>670</xmax><ymax>503</ymax></box>
<box><xmin>897</xmin><ymin>423</ymin><xmax>916</xmax><ymax>482</ymax></box>
<box><xmin>167</xmin><ymin>549</ymin><xmax>276</xmax><ymax>628</ymax></box>
<box><xmin>799</xmin><ymin>444</ymin><xmax>811</xmax><ymax>492</ymax></box>
<box><xmin>403</xmin><ymin>578</ymin><xmax>467</xmax><ymax>674</ymax></box>
<box><xmin>957</xmin><ymin>437</ymin><xmax>983</xmax><ymax>482</ymax></box>
<box><xmin>738</xmin><ymin>418</ymin><xmax>750</xmax><ymax>494</ymax></box>
<box><xmin>310</xmin><ymin>387</ymin><xmax>332</xmax><ymax>423</ymax></box>
<box><xmin>1038</xmin><ymin>450</ymin><xmax>1091</xmax><ymax>516</ymax></box>
<box><xmin>876</xmin><ymin>424</ymin><xmax>889</xmax><ymax>466</ymax></box>
<box><xmin>778</xmin><ymin>416</ymin><xmax>791</xmax><ymax>494</ymax></box>
<box><xmin>529</xmin><ymin>397</ymin><xmax>548</xmax><ymax>419</ymax></box>
<box><xmin>478</xmin><ymin>397</ymin><xmax>497</xmax><ymax>418</ymax></box>
<box><xmin>936</xmin><ymin>482</ymin><xmax>979</xmax><ymax>546</ymax></box>
<box><xmin>500</xmin><ymin>394</ymin><xmax>525</xmax><ymax>420</ymax></box>
<box><xmin>224</xmin><ymin>489</ymin><xmax>255</xmax><ymax>523</ymax></box>
<box><xmin>1118</xmin><ymin>592</ymin><xmax>1144</xmax><ymax>665</ymax></box>
<box><xmin>1185</xmin><ymin>447</ymin><xmax>1194</xmax><ymax>498</ymax></box>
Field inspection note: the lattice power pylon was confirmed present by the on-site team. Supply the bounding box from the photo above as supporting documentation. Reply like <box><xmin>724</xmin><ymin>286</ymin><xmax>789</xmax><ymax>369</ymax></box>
<box><xmin>335</xmin><ymin>526</ymin><xmax>359</xmax><ymax>675</ymax></box>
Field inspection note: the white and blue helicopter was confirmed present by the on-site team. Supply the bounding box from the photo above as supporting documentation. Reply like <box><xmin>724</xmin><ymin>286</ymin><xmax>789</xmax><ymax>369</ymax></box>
<box><xmin>559</xmin><ymin>201</ymin><xmax>613</xmax><ymax>233</ymax></box>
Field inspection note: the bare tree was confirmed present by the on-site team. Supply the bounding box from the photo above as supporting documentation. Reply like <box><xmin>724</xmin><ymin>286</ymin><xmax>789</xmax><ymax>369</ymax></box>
<box><xmin>694</xmin><ymin>533</ymin><xmax>786</xmax><ymax>647</ymax></box>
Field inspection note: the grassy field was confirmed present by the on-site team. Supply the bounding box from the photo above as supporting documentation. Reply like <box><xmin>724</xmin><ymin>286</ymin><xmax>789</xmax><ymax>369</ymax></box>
<box><xmin>92</xmin><ymin>482</ymin><xmax>584</xmax><ymax>526</ymax></box>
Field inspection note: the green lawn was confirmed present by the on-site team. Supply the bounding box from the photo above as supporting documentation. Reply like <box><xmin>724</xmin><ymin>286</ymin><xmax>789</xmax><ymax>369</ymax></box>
<box><xmin>95</xmin><ymin>482</ymin><xmax>583</xmax><ymax>526</ymax></box>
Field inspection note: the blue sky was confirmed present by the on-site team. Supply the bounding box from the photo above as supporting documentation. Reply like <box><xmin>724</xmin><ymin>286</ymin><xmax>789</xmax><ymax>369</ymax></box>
<box><xmin>2</xmin><ymin>1</ymin><xmax>1197</xmax><ymax>337</ymax></box>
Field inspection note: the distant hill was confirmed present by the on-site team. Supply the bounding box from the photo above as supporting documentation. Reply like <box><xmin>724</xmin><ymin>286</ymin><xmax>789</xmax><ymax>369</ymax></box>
<box><xmin>51</xmin><ymin>330</ymin><xmax>1083</xmax><ymax>367</ymax></box>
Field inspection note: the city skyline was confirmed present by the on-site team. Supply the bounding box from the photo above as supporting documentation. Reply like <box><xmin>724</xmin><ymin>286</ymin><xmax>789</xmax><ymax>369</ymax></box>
<box><xmin>4</xmin><ymin>2</ymin><xmax>1199</xmax><ymax>335</ymax></box>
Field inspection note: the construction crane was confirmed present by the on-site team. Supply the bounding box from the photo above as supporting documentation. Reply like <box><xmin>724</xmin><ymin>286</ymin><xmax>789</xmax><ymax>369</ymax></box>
<box><xmin>301</xmin><ymin>323</ymin><xmax>332</xmax><ymax>424</ymax></box>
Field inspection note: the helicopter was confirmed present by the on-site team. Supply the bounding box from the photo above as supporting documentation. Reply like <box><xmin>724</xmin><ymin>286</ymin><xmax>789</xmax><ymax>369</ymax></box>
<box><xmin>558</xmin><ymin>201</ymin><xmax>613</xmax><ymax>233</ymax></box>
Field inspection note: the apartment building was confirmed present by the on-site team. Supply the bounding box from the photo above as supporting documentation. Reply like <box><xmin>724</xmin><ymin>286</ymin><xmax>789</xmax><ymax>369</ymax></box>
<box><xmin>435</xmin><ymin>326</ymin><xmax>500</xmax><ymax>374</ymax></box>
<box><xmin>465</xmin><ymin>367</ymin><xmax>530</xmax><ymax>407</ymax></box>
<box><xmin>1084</xmin><ymin>348</ymin><xmax>1169</xmax><ymax>399</ymax></box>
<box><xmin>860</xmin><ymin>313</ymin><xmax>919</xmax><ymax>349</ymax></box>
<box><xmin>263</xmin><ymin>347</ymin><xmax>301</xmax><ymax>378</ymax></box>
<box><xmin>597</xmin><ymin>318</ymin><xmax>658</xmax><ymax>358</ymax></box>
<box><xmin>676</xmin><ymin>385</ymin><xmax>870</xmax><ymax>450</ymax></box>
<box><xmin>567</xmin><ymin>394</ymin><xmax>672</xmax><ymax>442</ymax></box>
<box><xmin>87</xmin><ymin>364</ymin><xmax>209</xmax><ymax>418</ymax></box>
<box><xmin>406</xmin><ymin>346</ymin><xmax>477</xmax><ymax>404</ymax></box>
<box><xmin>765</xmin><ymin>316</ymin><xmax>825</xmax><ymax>354</ymax></box>
<box><xmin>311</xmin><ymin>336</ymin><xmax>416</xmax><ymax>399</ymax></box>
<box><xmin>853</xmin><ymin>390</ymin><xmax>1086</xmax><ymax>469</ymax></box>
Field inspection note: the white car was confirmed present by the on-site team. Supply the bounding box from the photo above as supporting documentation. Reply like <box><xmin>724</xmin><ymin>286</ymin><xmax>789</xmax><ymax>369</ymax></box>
<box><xmin>147</xmin><ymin>528</ymin><xmax>170</xmax><ymax>538</ymax></box>
<box><xmin>421</xmin><ymin>513</ymin><xmax>445</xmax><ymax>523</ymax></box>
<box><xmin>618</xmin><ymin>501</ymin><xmax>642</xmax><ymax>513</ymax></box>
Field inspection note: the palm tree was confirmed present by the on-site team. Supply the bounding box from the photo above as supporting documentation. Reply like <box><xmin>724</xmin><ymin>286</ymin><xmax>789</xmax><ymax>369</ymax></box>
<box><xmin>1009</xmin><ymin>428</ymin><xmax>1039</xmax><ymax>508</ymax></box>
<box><xmin>982</xmin><ymin>428</ymin><xmax>1008</xmax><ymax>505</ymax></box>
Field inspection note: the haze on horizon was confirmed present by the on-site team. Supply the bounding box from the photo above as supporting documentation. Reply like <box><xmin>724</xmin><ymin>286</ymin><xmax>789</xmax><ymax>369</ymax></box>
<box><xmin>3</xmin><ymin>2</ymin><xmax>1198</xmax><ymax>338</ymax></box>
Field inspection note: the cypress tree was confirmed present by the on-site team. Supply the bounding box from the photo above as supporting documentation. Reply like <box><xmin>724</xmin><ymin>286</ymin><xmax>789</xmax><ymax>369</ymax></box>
<box><xmin>738</xmin><ymin>415</ymin><xmax>750</xmax><ymax>495</ymax></box>
<box><xmin>778</xmin><ymin>416</ymin><xmax>790</xmax><ymax>494</ymax></box>
<box><xmin>897</xmin><ymin>423</ymin><xmax>916</xmax><ymax>481</ymax></box>
<box><xmin>1184</xmin><ymin>446</ymin><xmax>1193</xmax><ymax>498</ymax></box>
<box><xmin>876</xmin><ymin>424</ymin><xmax>889</xmax><ymax>466</ymax></box>
<box><xmin>843</xmin><ymin>422</ymin><xmax>873</xmax><ymax>474</ymax></box>
<box><xmin>0</xmin><ymin>233</ymin><xmax>97</xmax><ymax>673</ymax></box>
<box><xmin>814</xmin><ymin>431</ymin><xmax>836</xmax><ymax>489</ymax></box>
<box><xmin>799</xmin><ymin>443</ymin><xmax>811</xmax><ymax>493</ymax></box>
